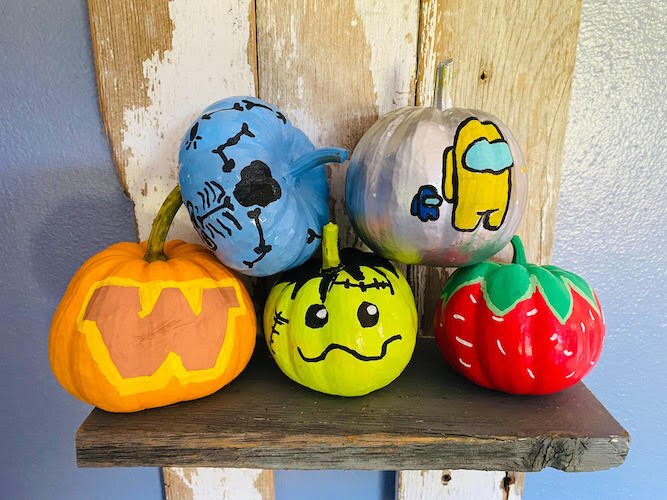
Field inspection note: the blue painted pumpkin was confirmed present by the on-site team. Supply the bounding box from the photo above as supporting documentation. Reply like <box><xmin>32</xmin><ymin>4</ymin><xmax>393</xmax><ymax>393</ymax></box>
<box><xmin>179</xmin><ymin>97</ymin><xmax>348</xmax><ymax>277</ymax></box>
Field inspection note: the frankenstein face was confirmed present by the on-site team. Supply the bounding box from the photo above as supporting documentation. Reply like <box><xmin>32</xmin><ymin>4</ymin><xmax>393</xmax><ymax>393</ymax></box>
<box><xmin>265</xmin><ymin>249</ymin><xmax>417</xmax><ymax>396</ymax></box>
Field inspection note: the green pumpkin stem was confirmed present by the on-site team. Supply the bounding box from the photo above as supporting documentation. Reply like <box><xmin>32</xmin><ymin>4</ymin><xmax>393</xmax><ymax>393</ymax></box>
<box><xmin>322</xmin><ymin>223</ymin><xmax>341</xmax><ymax>269</ymax></box>
<box><xmin>144</xmin><ymin>185</ymin><xmax>183</xmax><ymax>263</ymax></box>
<box><xmin>433</xmin><ymin>59</ymin><xmax>453</xmax><ymax>110</ymax></box>
<box><xmin>510</xmin><ymin>235</ymin><xmax>528</xmax><ymax>266</ymax></box>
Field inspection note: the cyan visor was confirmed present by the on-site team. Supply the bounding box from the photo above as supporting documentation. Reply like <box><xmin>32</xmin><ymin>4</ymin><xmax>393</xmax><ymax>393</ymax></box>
<box><xmin>463</xmin><ymin>139</ymin><xmax>513</xmax><ymax>173</ymax></box>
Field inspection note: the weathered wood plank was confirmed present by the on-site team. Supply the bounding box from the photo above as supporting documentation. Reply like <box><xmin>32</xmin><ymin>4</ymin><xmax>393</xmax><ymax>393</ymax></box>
<box><xmin>88</xmin><ymin>0</ymin><xmax>258</xmax><ymax>241</ymax></box>
<box><xmin>255</xmin><ymin>0</ymin><xmax>420</xmax><ymax>249</ymax></box>
<box><xmin>76</xmin><ymin>338</ymin><xmax>629</xmax><ymax>472</ymax></box>
<box><xmin>438</xmin><ymin>0</ymin><xmax>583</xmax><ymax>265</ymax></box>
<box><xmin>164</xmin><ymin>468</ymin><xmax>274</xmax><ymax>500</ymax></box>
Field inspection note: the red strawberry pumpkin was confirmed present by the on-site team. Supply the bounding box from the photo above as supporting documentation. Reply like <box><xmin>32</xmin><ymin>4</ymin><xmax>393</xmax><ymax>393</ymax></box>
<box><xmin>434</xmin><ymin>236</ymin><xmax>604</xmax><ymax>395</ymax></box>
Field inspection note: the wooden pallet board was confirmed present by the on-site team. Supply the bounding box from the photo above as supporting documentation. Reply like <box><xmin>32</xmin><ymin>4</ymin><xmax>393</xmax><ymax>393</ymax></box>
<box><xmin>85</xmin><ymin>0</ymin><xmax>599</xmax><ymax>496</ymax></box>
<box><xmin>76</xmin><ymin>338</ymin><xmax>628</xmax><ymax>472</ymax></box>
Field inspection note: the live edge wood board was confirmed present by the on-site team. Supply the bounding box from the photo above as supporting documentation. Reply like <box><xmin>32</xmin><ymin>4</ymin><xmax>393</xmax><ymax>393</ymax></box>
<box><xmin>85</xmin><ymin>0</ymin><xmax>623</xmax><ymax>498</ymax></box>
<box><xmin>76</xmin><ymin>339</ymin><xmax>629</xmax><ymax>471</ymax></box>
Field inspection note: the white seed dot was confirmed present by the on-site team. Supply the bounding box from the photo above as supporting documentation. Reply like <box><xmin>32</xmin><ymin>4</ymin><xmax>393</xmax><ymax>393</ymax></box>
<box><xmin>526</xmin><ymin>308</ymin><xmax>538</xmax><ymax>317</ymax></box>
<box><xmin>565</xmin><ymin>371</ymin><xmax>576</xmax><ymax>379</ymax></box>
<box><xmin>527</xmin><ymin>368</ymin><xmax>535</xmax><ymax>379</ymax></box>
<box><xmin>590</xmin><ymin>360</ymin><xmax>595</xmax><ymax>366</ymax></box>
<box><xmin>564</xmin><ymin>350</ymin><xmax>573</xmax><ymax>357</ymax></box>
<box><xmin>455</xmin><ymin>336</ymin><xmax>473</xmax><ymax>348</ymax></box>
<box><xmin>469</xmin><ymin>294</ymin><xmax>477</xmax><ymax>304</ymax></box>
<box><xmin>453</xmin><ymin>313</ymin><xmax>465</xmax><ymax>321</ymax></box>
<box><xmin>589</xmin><ymin>310</ymin><xmax>595</xmax><ymax>321</ymax></box>
<box><xmin>581</xmin><ymin>322</ymin><xmax>586</xmax><ymax>333</ymax></box>
<box><xmin>496</xmin><ymin>339</ymin><xmax>506</xmax><ymax>355</ymax></box>
<box><xmin>550</xmin><ymin>333</ymin><xmax>558</xmax><ymax>341</ymax></box>
<box><xmin>492</xmin><ymin>315</ymin><xmax>504</xmax><ymax>322</ymax></box>
<box><xmin>459</xmin><ymin>358</ymin><xmax>471</xmax><ymax>368</ymax></box>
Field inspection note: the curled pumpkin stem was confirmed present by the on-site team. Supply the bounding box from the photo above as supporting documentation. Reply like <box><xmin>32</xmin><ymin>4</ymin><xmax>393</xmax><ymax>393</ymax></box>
<box><xmin>144</xmin><ymin>185</ymin><xmax>183</xmax><ymax>263</ymax></box>
<box><xmin>290</xmin><ymin>147</ymin><xmax>348</xmax><ymax>179</ymax></box>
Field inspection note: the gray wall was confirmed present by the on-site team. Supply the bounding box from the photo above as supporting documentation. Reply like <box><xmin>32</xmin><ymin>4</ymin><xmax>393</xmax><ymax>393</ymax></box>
<box><xmin>0</xmin><ymin>1</ymin><xmax>162</xmax><ymax>499</ymax></box>
<box><xmin>527</xmin><ymin>0</ymin><xmax>666</xmax><ymax>497</ymax></box>
<box><xmin>1</xmin><ymin>0</ymin><xmax>664</xmax><ymax>499</ymax></box>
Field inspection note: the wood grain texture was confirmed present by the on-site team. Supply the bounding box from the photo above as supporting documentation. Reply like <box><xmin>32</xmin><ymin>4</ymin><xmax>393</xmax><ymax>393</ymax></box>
<box><xmin>88</xmin><ymin>0</ymin><xmax>258</xmax><ymax>241</ymax></box>
<box><xmin>164</xmin><ymin>468</ymin><xmax>274</xmax><ymax>500</ymax></box>
<box><xmin>397</xmin><ymin>470</ymin><xmax>522</xmax><ymax>499</ymax></box>
<box><xmin>438</xmin><ymin>0</ymin><xmax>583</xmax><ymax>265</ymax></box>
<box><xmin>76</xmin><ymin>338</ymin><xmax>628</xmax><ymax>472</ymax></box>
<box><xmin>255</xmin><ymin>0</ymin><xmax>420</xmax><ymax>249</ymax></box>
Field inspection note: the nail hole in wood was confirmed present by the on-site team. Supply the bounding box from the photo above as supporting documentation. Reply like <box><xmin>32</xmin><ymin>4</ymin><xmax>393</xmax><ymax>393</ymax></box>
<box><xmin>502</xmin><ymin>474</ymin><xmax>515</xmax><ymax>492</ymax></box>
<box><xmin>480</xmin><ymin>70</ymin><xmax>488</xmax><ymax>82</ymax></box>
<box><xmin>441</xmin><ymin>472</ymin><xmax>452</xmax><ymax>485</ymax></box>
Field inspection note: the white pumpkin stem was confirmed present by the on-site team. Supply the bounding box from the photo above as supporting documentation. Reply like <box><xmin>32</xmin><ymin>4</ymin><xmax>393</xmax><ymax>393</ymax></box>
<box><xmin>322</xmin><ymin>223</ymin><xmax>341</xmax><ymax>269</ymax></box>
<box><xmin>433</xmin><ymin>59</ymin><xmax>453</xmax><ymax>110</ymax></box>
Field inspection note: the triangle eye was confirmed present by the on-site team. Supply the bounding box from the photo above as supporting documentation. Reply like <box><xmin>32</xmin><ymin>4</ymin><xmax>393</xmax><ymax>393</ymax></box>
<box><xmin>357</xmin><ymin>301</ymin><xmax>379</xmax><ymax>328</ymax></box>
<box><xmin>305</xmin><ymin>304</ymin><xmax>328</xmax><ymax>328</ymax></box>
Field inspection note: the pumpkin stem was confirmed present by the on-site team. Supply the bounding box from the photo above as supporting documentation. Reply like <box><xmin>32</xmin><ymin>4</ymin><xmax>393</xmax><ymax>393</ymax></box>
<box><xmin>322</xmin><ymin>223</ymin><xmax>341</xmax><ymax>269</ymax></box>
<box><xmin>433</xmin><ymin>59</ymin><xmax>453</xmax><ymax>110</ymax></box>
<box><xmin>144</xmin><ymin>185</ymin><xmax>183</xmax><ymax>262</ymax></box>
<box><xmin>290</xmin><ymin>147</ymin><xmax>348</xmax><ymax>179</ymax></box>
<box><xmin>510</xmin><ymin>235</ymin><xmax>528</xmax><ymax>266</ymax></box>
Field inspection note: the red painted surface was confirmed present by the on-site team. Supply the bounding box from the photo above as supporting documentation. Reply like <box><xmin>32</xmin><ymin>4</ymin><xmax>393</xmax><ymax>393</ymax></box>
<box><xmin>434</xmin><ymin>282</ymin><xmax>605</xmax><ymax>395</ymax></box>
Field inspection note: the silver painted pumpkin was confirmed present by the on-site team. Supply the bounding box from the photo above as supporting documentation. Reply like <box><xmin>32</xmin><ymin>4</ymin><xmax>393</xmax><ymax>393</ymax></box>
<box><xmin>345</xmin><ymin>63</ymin><xmax>527</xmax><ymax>267</ymax></box>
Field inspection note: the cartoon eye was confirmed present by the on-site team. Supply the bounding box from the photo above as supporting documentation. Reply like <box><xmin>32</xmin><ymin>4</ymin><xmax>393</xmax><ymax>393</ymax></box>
<box><xmin>357</xmin><ymin>301</ymin><xmax>379</xmax><ymax>328</ymax></box>
<box><xmin>305</xmin><ymin>304</ymin><xmax>328</xmax><ymax>328</ymax></box>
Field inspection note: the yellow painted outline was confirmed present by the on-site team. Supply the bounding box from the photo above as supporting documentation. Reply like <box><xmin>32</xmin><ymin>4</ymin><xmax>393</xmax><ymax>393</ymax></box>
<box><xmin>76</xmin><ymin>276</ymin><xmax>247</xmax><ymax>396</ymax></box>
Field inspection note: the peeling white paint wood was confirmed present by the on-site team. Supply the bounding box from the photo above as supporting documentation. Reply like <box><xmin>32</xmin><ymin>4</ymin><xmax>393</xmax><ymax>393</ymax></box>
<box><xmin>397</xmin><ymin>470</ymin><xmax>523</xmax><ymax>500</ymax></box>
<box><xmin>164</xmin><ymin>468</ymin><xmax>274</xmax><ymax>500</ymax></box>
<box><xmin>89</xmin><ymin>0</ymin><xmax>258</xmax><ymax>241</ymax></box>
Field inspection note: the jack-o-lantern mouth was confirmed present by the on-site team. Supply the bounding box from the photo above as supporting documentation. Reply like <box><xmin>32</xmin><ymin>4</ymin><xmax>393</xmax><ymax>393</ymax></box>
<box><xmin>83</xmin><ymin>283</ymin><xmax>239</xmax><ymax>378</ymax></box>
<box><xmin>297</xmin><ymin>334</ymin><xmax>402</xmax><ymax>363</ymax></box>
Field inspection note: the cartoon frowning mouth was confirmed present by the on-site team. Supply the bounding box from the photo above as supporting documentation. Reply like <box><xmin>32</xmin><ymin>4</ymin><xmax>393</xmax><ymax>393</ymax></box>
<box><xmin>297</xmin><ymin>334</ymin><xmax>402</xmax><ymax>363</ymax></box>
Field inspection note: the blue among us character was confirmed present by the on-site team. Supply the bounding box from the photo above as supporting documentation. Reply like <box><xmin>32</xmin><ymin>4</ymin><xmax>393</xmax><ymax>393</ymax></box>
<box><xmin>410</xmin><ymin>185</ymin><xmax>443</xmax><ymax>222</ymax></box>
<box><xmin>179</xmin><ymin>96</ymin><xmax>348</xmax><ymax>277</ymax></box>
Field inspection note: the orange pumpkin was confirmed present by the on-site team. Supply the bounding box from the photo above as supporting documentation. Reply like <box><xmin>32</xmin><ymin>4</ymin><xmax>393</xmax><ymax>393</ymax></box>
<box><xmin>49</xmin><ymin>187</ymin><xmax>256</xmax><ymax>412</ymax></box>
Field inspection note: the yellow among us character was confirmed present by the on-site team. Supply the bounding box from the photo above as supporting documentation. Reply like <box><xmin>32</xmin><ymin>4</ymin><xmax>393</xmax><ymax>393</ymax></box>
<box><xmin>443</xmin><ymin>117</ymin><xmax>514</xmax><ymax>232</ymax></box>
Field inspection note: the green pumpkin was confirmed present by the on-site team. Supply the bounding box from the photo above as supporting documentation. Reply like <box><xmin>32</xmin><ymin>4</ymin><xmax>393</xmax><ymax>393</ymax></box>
<box><xmin>264</xmin><ymin>223</ymin><xmax>417</xmax><ymax>396</ymax></box>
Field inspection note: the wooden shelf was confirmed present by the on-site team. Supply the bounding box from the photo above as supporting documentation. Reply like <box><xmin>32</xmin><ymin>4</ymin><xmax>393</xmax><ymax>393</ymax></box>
<box><xmin>76</xmin><ymin>338</ymin><xmax>628</xmax><ymax>472</ymax></box>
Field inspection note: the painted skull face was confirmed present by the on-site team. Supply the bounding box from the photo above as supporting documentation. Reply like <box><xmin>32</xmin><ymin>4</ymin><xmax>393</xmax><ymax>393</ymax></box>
<box><xmin>264</xmin><ymin>232</ymin><xmax>418</xmax><ymax>397</ymax></box>
<box><xmin>179</xmin><ymin>96</ymin><xmax>347</xmax><ymax>277</ymax></box>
